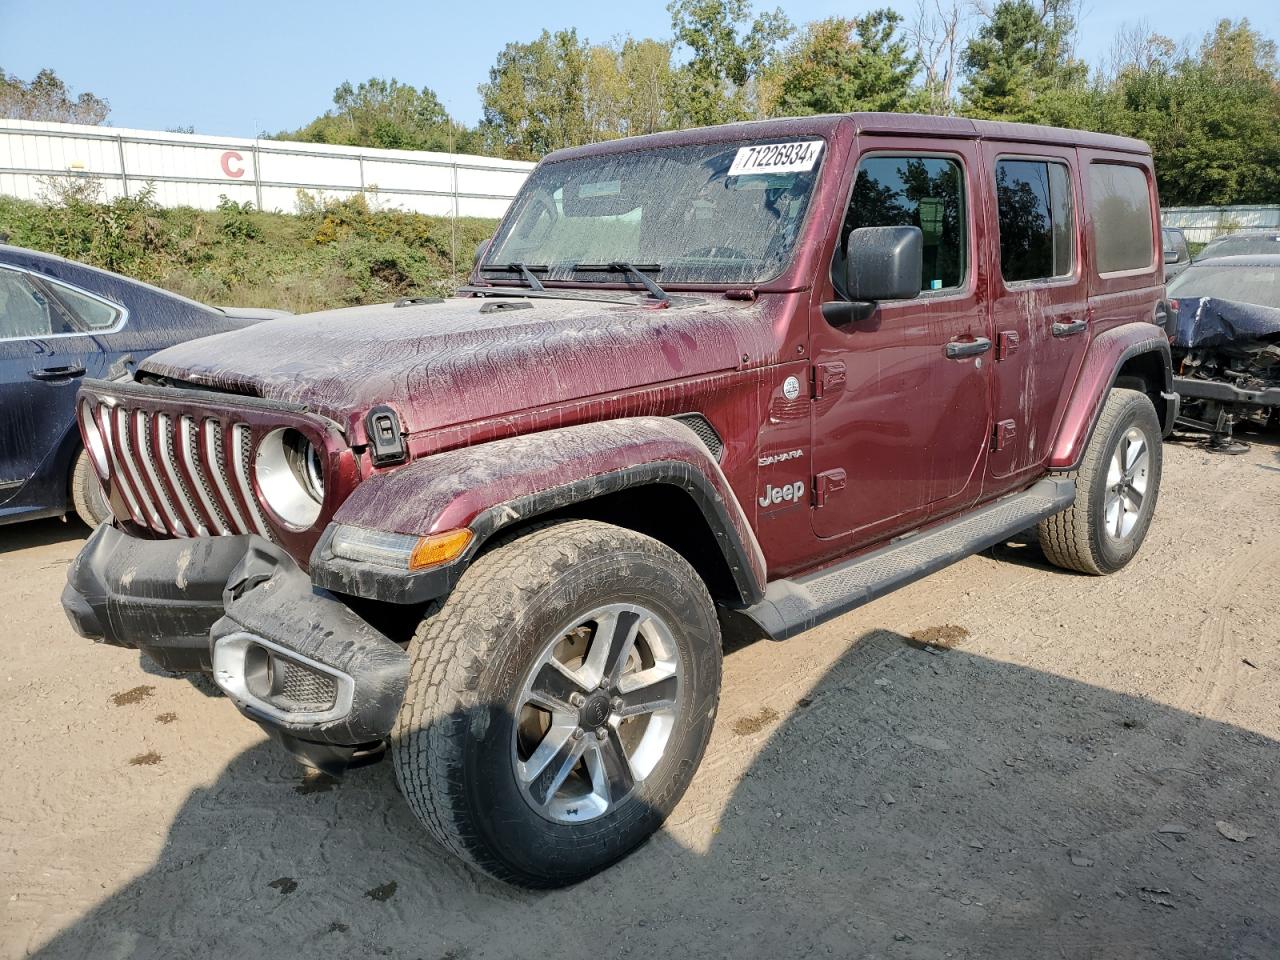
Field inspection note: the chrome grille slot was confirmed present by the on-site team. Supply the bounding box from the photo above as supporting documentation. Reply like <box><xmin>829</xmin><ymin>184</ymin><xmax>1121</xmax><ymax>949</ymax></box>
<box><xmin>114</xmin><ymin>406</ymin><xmax>165</xmax><ymax>531</ymax></box>
<box><xmin>180</xmin><ymin>414</ymin><xmax>232</xmax><ymax>535</ymax></box>
<box><xmin>132</xmin><ymin>410</ymin><xmax>187</xmax><ymax>536</ymax></box>
<box><xmin>231</xmin><ymin>423</ymin><xmax>271</xmax><ymax>538</ymax></box>
<box><xmin>96</xmin><ymin>403</ymin><xmax>145</xmax><ymax>526</ymax></box>
<box><xmin>202</xmin><ymin>418</ymin><xmax>252</xmax><ymax>534</ymax></box>
<box><xmin>156</xmin><ymin>413</ymin><xmax>208</xmax><ymax>537</ymax></box>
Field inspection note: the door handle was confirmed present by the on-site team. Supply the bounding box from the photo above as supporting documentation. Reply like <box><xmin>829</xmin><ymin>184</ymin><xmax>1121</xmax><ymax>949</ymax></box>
<box><xmin>945</xmin><ymin>337</ymin><xmax>992</xmax><ymax>359</ymax></box>
<box><xmin>28</xmin><ymin>364</ymin><xmax>86</xmax><ymax>381</ymax></box>
<box><xmin>1052</xmin><ymin>319</ymin><xmax>1088</xmax><ymax>338</ymax></box>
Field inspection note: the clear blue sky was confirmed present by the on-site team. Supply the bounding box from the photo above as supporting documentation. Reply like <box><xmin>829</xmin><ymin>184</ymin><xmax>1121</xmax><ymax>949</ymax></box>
<box><xmin>1</xmin><ymin>0</ymin><xmax>1276</xmax><ymax>138</ymax></box>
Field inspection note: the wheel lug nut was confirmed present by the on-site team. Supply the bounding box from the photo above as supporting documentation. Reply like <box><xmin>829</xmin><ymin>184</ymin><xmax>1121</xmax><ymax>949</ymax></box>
<box><xmin>595</xmin><ymin>727</ymin><xmax>608</xmax><ymax>741</ymax></box>
<box><xmin>569</xmin><ymin>693</ymin><xmax>584</xmax><ymax>707</ymax></box>
<box><xmin>572</xmin><ymin>727</ymin><xmax>584</xmax><ymax>740</ymax></box>
<box><xmin>612</xmin><ymin>697</ymin><xmax>623</xmax><ymax>710</ymax></box>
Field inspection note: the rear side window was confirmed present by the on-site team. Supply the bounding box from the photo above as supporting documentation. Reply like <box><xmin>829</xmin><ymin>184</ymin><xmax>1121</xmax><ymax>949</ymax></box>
<box><xmin>836</xmin><ymin>155</ymin><xmax>967</xmax><ymax>294</ymax></box>
<box><xmin>46</xmin><ymin>280</ymin><xmax>123</xmax><ymax>331</ymax></box>
<box><xmin>995</xmin><ymin>160</ymin><xmax>1074</xmax><ymax>283</ymax></box>
<box><xmin>1088</xmin><ymin>163</ymin><xmax>1154</xmax><ymax>274</ymax></box>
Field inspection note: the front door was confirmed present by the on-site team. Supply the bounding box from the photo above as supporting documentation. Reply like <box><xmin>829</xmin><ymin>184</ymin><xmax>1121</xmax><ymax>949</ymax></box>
<box><xmin>0</xmin><ymin>266</ymin><xmax>115</xmax><ymax>502</ymax></box>
<box><xmin>978</xmin><ymin>143</ymin><xmax>1091</xmax><ymax>485</ymax></box>
<box><xmin>810</xmin><ymin>139</ymin><xmax>993</xmax><ymax>544</ymax></box>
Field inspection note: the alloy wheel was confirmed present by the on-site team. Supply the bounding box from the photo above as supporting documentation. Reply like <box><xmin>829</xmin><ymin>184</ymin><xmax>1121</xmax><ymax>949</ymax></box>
<box><xmin>512</xmin><ymin>603</ymin><xmax>682</xmax><ymax>824</ymax></box>
<box><xmin>1104</xmin><ymin>426</ymin><xmax>1150</xmax><ymax>541</ymax></box>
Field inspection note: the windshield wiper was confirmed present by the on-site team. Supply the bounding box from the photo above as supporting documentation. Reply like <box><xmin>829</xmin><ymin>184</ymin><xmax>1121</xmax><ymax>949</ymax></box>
<box><xmin>480</xmin><ymin>262</ymin><xmax>546</xmax><ymax>292</ymax></box>
<box><xmin>573</xmin><ymin>262</ymin><xmax>669</xmax><ymax>303</ymax></box>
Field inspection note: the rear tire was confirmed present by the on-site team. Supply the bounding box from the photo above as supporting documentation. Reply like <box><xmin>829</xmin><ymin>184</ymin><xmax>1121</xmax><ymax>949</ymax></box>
<box><xmin>71</xmin><ymin>450</ymin><xmax>110</xmax><ymax>528</ymax></box>
<box><xmin>392</xmin><ymin>519</ymin><xmax>722</xmax><ymax>888</ymax></box>
<box><xmin>1039</xmin><ymin>388</ymin><xmax>1162</xmax><ymax>575</ymax></box>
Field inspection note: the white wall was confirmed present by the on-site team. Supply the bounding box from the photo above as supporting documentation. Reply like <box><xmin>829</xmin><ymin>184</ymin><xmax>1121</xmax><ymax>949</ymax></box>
<box><xmin>1162</xmin><ymin>205</ymin><xmax>1280</xmax><ymax>245</ymax></box>
<box><xmin>0</xmin><ymin>119</ymin><xmax>533</xmax><ymax>219</ymax></box>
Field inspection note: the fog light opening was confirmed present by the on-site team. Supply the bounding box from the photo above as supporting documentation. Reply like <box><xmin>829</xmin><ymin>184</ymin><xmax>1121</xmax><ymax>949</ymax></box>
<box><xmin>244</xmin><ymin>643</ymin><xmax>274</xmax><ymax>700</ymax></box>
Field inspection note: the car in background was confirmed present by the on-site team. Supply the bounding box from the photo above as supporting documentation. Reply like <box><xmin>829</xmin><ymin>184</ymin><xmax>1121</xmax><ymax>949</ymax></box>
<box><xmin>1166</xmin><ymin>254</ymin><xmax>1280</xmax><ymax>451</ymax></box>
<box><xmin>0</xmin><ymin>245</ymin><xmax>285</xmax><ymax>527</ymax></box>
<box><xmin>1163</xmin><ymin>227</ymin><xmax>1191</xmax><ymax>280</ymax></box>
<box><xmin>1195</xmin><ymin>228</ymin><xmax>1280</xmax><ymax>262</ymax></box>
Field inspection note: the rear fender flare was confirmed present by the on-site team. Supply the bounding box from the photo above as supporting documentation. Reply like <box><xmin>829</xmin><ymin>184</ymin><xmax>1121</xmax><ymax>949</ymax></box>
<box><xmin>1049</xmin><ymin>327</ymin><xmax>1172</xmax><ymax>471</ymax></box>
<box><xmin>311</xmin><ymin>417</ymin><xmax>767</xmax><ymax>606</ymax></box>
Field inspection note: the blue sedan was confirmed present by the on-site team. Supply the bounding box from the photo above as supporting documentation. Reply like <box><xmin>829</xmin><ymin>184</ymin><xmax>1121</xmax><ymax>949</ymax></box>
<box><xmin>0</xmin><ymin>245</ymin><xmax>283</xmax><ymax>527</ymax></box>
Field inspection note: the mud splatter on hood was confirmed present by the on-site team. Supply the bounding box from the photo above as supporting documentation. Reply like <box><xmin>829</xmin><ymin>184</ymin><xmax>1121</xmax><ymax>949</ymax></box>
<box><xmin>139</xmin><ymin>294</ymin><xmax>769</xmax><ymax>435</ymax></box>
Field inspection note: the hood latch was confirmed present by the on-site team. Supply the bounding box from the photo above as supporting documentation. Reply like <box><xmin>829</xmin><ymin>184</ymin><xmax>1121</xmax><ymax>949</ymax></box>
<box><xmin>366</xmin><ymin>406</ymin><xmax>409</xmax><ymax>467</ymax></box>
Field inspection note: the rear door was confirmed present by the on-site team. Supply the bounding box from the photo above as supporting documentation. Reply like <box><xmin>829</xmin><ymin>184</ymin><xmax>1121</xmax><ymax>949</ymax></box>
<box><xmin>0</xmin><ymin>266</ymin><xmax>122</xmax><ymax>498</ymax></box>
<box><xmin>808</xmin><ymin>138</ymin><xmax>993</xmax><ymax>544</ymax></box>
<box><xmin>979</xmin><ymin>143</ymin><xmax>1091</xmax><ymax>486</ymax></box>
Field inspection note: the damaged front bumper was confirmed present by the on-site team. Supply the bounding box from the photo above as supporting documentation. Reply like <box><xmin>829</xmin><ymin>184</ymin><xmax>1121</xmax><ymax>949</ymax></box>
<box><xmin>63</xmin><ymin>524</ymin><xmax>409</xmax><ymax>774</ymax></box>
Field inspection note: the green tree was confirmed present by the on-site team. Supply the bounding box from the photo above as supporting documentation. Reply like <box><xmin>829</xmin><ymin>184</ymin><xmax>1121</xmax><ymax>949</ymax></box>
<box><xmin>277</xmin><ymin>78</ymin><xmax>473</xmax><ymax>153</ymax></box>
<box><xmin>583</xmin><ymin>38</ymin><xmax>674</xmax><ymax>140</ymax></box>
<box><xmin>960</xmin><ymin>0</ymin><xmax>1087</xmax><ymax>122</ymax></box>
<box><xmin>766</xmin><ymin>11</ymin><xmax>919</xmax><ymax>116</ymax></box>
<box><xmin>479</xmin><ymin>29</ymin><xmax>591</xmax><ymax>160</ymax></box>
<box><xmin>0</xmin><ymin>67</ymin><xmax>110</xmax><ymax>125</ymax></box>
<box><xmin>667</xmin><ymin>0</ymin><xmax>792</xmax><ymax>126</ymax></box>
<box><xmin>1082</xmin><ymin>19</ymin><xmax>1280</xmax><ymax>205</ymax></box>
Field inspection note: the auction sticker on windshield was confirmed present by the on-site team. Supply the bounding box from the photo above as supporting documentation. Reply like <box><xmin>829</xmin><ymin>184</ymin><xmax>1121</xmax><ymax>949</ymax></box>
<box><xmin>728</xmin><ymin>141</ymin><xmax>824</xmax><ymax>177</ymax></box>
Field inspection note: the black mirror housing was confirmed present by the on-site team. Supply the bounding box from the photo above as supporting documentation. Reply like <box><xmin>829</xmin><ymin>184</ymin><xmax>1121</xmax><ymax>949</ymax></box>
<box><xmin>846</xmin><ymin>226</ymin><xmax>923</xmax><ymax>302</ymax></box>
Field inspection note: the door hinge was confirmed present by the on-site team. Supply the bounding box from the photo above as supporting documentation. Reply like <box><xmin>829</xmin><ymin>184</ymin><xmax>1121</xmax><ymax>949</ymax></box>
<box><xmin>992</xmin><ymin>419</ymin><xmax>1017</xmax><ymax>452</ymax></box>
<box><xmin>997</xmin><ymin>330</ymin><xmax>1020</xmax><ymax>361</ymax></box>
<box><xmin>811</xmin><ymin>361</ymin><xmax>846</xmax><ymax>400</ymax></box>
<box><xmin>813</xmin><ymin>468</ymin><xmax>847</xmax><ymax>508</ymax></box>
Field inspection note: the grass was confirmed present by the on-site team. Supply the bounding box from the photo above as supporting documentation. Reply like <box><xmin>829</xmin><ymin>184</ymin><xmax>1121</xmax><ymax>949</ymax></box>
<box><xmin>0</xmin><ymin>180</ymin><xmax>498</xmax><ymax>314</ymax></box>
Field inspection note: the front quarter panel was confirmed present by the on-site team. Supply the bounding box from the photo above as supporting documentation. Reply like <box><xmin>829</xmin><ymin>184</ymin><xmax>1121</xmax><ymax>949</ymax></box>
<box><xmin>315</xmin><ymin>418</ymin><xmax>768</xmax><ymax>606</ymax></box>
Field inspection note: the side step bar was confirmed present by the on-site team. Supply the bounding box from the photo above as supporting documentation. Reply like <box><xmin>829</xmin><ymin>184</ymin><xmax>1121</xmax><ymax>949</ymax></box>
<box><xmin>743</xmin><ymin>477</ymin><xmax>1076</xmax><ymax>641</ymax></box>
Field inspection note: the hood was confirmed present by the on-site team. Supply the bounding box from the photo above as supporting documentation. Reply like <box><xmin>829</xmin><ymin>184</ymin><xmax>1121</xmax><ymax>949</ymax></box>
<box><xmin>139</xmin><ymin>294</ymin><xmax>771</xmax><ymax>436</ymax></box>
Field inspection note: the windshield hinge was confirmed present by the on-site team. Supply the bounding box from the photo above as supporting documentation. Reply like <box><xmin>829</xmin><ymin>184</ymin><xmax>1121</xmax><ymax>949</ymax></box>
<box><xmin>724</xmin><ymin>288</ymin><xmax>757</xmax><ymax>302</ymax></box>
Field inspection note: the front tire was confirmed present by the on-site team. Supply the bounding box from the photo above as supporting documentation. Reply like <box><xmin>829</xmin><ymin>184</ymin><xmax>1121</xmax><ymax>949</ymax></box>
<box><xmin>1038</xmin><ymin>388</ymin><xmax>1162</xmax><ymax>575</ymax></box>
<box><xmin>392</xmin><ymin>519</ymin><xmax>722</xmax><ymax>887</ymax></box>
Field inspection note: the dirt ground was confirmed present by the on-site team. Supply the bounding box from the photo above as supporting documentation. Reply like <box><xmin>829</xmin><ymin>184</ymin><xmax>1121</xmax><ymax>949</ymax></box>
<box><xmin>3</xmin><ymin>433</ymin><xmax>1278</xmax><ymax>960</ymax></box>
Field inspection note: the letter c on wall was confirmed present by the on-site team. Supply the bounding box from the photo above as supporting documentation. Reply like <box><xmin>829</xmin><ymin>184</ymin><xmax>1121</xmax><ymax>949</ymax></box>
<box><xmin>220</xmin><ymin>151</ymin><xmax>245</xmax><ymax>178</ymax></box>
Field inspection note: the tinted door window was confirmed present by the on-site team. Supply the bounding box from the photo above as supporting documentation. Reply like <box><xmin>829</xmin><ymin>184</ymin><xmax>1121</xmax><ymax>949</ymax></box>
<box><xmin>1088</xmin><ymin>163</ymin><xmax>1154</xmax><ymax>274</ymax></box>
<box><xmin>995</xmin><ymin>160</ymin><xmax>1074</xmax><ymax>282</ymax></box>
<box><xmin>0</xmin><ymin>269</ymin><xmax>64</xmax><ymax>340</ymax></box>
<box><xmin>47</xmin><ymin>281</ymin><xmax>123</xmax><ymax>331</ymax></box>
<box><xmin>835</xmin><ymin>155</ymin><xmax>967</xmax><ymax>294</ymax></box>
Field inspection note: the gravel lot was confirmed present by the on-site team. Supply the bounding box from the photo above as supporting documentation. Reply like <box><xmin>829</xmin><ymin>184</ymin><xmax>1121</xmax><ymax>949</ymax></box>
<box><xmin>3</xmin><ymin>434</ymin><xmax>1278</xmax><ymax>960</ymax></box>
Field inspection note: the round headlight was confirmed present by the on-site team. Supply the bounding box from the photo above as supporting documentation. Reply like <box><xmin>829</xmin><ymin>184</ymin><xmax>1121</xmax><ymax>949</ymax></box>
<box><xmin>254</xmin><ymin>428</ymin><xmax>324</xmax><ymax>529</ymax></box>
<box><xmin>80</xmin><ymin>400</ymin><xmax>109</xmax><ymax>477</ymax></box>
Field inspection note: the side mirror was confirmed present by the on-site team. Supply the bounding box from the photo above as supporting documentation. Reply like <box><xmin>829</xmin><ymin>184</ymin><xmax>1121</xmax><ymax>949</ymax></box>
<box><xmin>824</xmin><ymin>225</ymin><xmax>922</xmax><ymax>324</ymax></box>
<box><xmin>474</xmin><ymin>237</ymin><xmax>493</xmax><ymax>269</ymax></box>
<box><xmin>1163</xmin><ymin>249</ymin><xmax>1180</xmax><ymax>264</ymax></box>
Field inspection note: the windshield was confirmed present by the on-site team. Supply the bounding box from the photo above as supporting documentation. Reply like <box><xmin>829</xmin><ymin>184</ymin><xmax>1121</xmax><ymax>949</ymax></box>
<box><xmin>483</xmin><ymin>137</ymin><xmax>826</xmax><ymax>285</ymax></box>
<box><xmin>1167</xmin><ymin>263</ymin><xmax>1280</xmax><ymax>308</ymax></box>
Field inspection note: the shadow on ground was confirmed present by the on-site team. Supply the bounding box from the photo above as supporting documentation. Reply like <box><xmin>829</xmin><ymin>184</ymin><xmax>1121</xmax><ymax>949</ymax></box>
<box><xmin>0</xmin><ymin>517</ymin><xmax>88</xmax><ymax>556</ymax></box>
<box><xmin>30</xmin><ymin>628</ymin><xmax>1279</xmax><ymax>960</ymax></box>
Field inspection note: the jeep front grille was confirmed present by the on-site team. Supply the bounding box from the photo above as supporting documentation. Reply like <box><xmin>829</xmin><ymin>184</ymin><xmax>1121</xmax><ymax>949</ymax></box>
<box><xmin>89</xmin><ymin>401</ymin><xmax>272</xmax><ymax>540</ymax></box>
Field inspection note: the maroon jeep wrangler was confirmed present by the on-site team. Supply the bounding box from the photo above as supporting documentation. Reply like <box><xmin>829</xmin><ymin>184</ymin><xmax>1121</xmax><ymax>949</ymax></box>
<box><xmin>63</xmin><ymin>114</ymin><xmax>1176</xmax><ymax>887</ymax></box>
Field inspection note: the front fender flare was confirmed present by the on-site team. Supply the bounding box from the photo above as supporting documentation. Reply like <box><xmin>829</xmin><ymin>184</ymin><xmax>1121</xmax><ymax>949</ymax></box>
<box><xmin>1049</xmin><ymin>326</ymin><xmax>1173</xmax><ymax>471</ymax></box>
<box><xmin>310</xmin><ymin>417</ymin><xmax>767</xmax><ymax>607</ymax></box>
